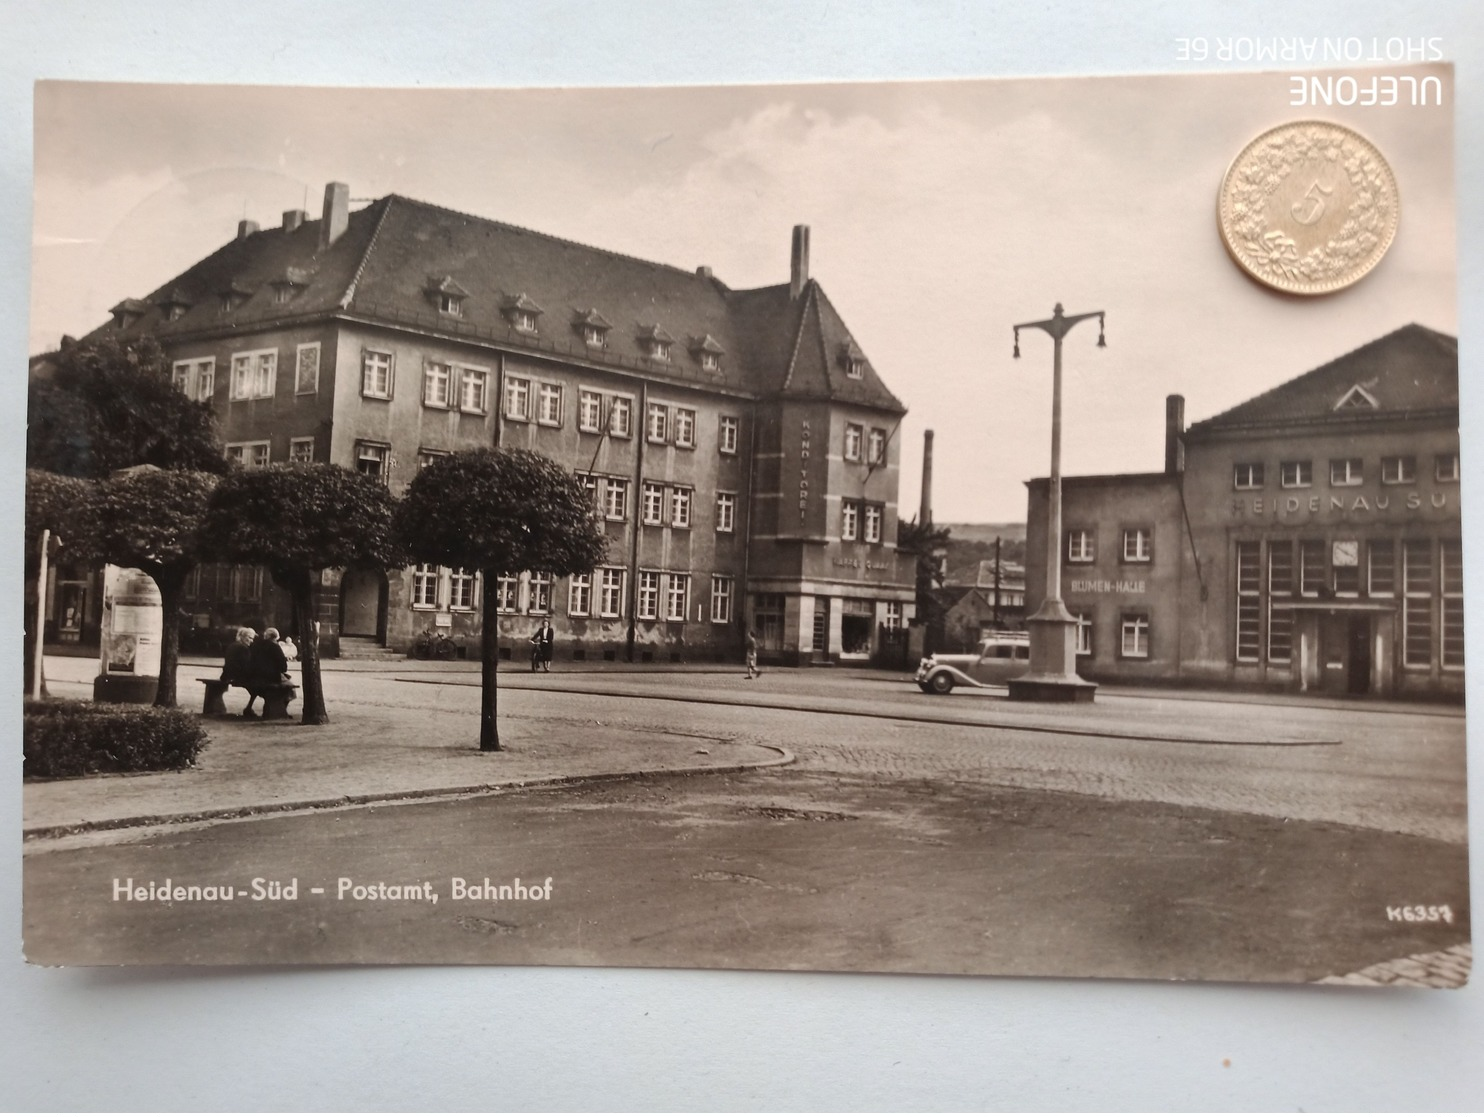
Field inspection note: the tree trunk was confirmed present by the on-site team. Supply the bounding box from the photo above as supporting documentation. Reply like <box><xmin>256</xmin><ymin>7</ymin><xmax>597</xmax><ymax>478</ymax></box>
<box><xmin>271</xmin><ymin>567</ymin><xmax>327</xmax><ymax>725</ymax></box>
<box><xmin>480</xmin><ymin>567</ymin><xmax>501</xmax><ymax>751</ymax></box>
<box><xmin>150</xmin><ymin>566</ymin><xmax>189</xmax><ymax>708</ymax></box>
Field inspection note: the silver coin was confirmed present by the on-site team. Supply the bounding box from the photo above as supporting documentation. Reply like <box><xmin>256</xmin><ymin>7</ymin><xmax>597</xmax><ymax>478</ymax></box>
<box><xmin>1218</xmin><ymin>120</ymin><xmax>1399</xmax><ymax>296</ymax></box>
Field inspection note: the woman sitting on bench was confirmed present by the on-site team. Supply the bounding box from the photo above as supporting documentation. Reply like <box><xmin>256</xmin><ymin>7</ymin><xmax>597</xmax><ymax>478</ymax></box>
<box><xmin>220</xmin><ymin>626</ymin><xmax>260</xmax><ymax>717</ymax></box>
<box><xmin>246</xmin><ymin>628</ymin><xmax>292</xmax><ymax>719</ymax></box>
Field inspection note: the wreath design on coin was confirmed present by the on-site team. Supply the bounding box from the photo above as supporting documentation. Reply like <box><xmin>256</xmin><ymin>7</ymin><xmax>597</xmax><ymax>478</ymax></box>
<box><xmin>1219</xmin><ymin>122</ymin><xmax>1398</xmax><ymax>295</ymax></box>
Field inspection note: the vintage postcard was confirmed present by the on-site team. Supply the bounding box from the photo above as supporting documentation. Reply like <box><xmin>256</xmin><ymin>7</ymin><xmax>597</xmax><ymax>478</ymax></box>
<box><xmin>22</xmin><ymin>67</ymin><xmax>1469</xmax><ymax>984</ymax></box>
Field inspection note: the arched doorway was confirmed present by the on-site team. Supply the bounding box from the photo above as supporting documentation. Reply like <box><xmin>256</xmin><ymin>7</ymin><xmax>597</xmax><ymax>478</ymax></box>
<box><xmin>340</xmin><ymin>568</ymin><xmax>386</xmax><ymax>640</ymax></box>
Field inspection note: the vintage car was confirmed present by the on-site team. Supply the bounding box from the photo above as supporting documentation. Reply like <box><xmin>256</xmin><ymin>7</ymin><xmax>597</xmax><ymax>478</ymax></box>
<box><xmin>914</xmin><ymin>632</ymin><xmax>1031</xmax><ymax>694</ymax></box>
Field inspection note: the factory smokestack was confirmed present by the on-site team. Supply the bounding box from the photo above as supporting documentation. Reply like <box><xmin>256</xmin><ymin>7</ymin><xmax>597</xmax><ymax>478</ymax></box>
<box><xmin>919</xmin><ymin>429</ymin><xmax>934</xmax><ymax>526</ymax></box>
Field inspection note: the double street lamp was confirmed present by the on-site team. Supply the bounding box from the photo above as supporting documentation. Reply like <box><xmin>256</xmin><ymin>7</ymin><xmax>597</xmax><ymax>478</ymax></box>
<box><xmin>1007</xmin><ymin>303</ymin><xmax>1104</xmax><ymax>703</ymax></box>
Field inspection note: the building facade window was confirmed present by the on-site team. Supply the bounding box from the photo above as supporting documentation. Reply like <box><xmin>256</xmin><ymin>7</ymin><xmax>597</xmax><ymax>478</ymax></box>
<box><xmin>719</xmin><ymin>415</ymin><xmax>739</xmax><ymax>454</ymax></box>
<box><xmin>1436</xmin><ymin>452</ymin><xmax>1460</xmax><ymax>482</ymax></box>
<box><xmin>1120</xmin><ymin>613</ymin><xmax>1150</xmax><ymax>659</ymax></box>
<box><xmin>504</xmin><ymin>375</ymin><xmax>530</xmax><ymax>420</ymax></box>
<box><xmin>1074</xmin><ymin>611</ymin><xmax>1093</xmax><ymax>656</ymax></box>
<box><xmin>1280</xmin><ymin>460</ymin><xmax>1312</xmax><ymax>488</ymax></box>
<box><xmin>172</xmin><ymin>358</ymin><xmax>216</xmax><ymax>402</ymax></box>
<box><xmin>864</xmin><ymin>504</ymin><xmax>882</xmax><ymax>543</ymax></box>
<box><xmin>842</xmin><ymin>501</ymin><xmax>859</xmax><ymax>541</ymax></box>
<box><xmin>579</xmin><ymin>391</ymin><xmax>603</xmax><ymax>432</ymax></box>
<box><xmin>577</xmin><ymin>472</ymin><xmax>599</xmax><ymax>512</ymax></box>
<box><xmin>537</xmin><ymin>382</ymin><xmax>563</xmax><ymax>426</ymax></box>
<box><xmin>1121</xmin><ymin>527</ymin><xmax>1152</xmax><ymax>563</ymax></box>
<box><xmin>604</xmin><ymin>479</ymin><xmax>629</xmax><ymax>522</ymax></box>
<box><xmin>599</xmin><ymin>568</ymin><xmax>624</xmax><ymax>618</ymax></box>
<box><xmin>647</xmin><ymin>403</ymin><xmax>668</xmax><ymax>443</ymax></box>
<box><xmin>716</xmin><ymin>492</ymin><xmax>736</xmax><ymax>533</ymax></box>
<box><xmin>411</xmin><ymin>564</ymin><xmax>440</xmax><ymax>609</ymax></box>
<box><xmin>361</xmin><ymin>350</ymin><xmax>392</xmax><ymax>399</ymax></box>
<box><xmin>609</xmin><ymin>397</ymin><xmax>633</xmax><ymax>438</ymax></box>
<box><xmin>711</xmin><ymin>576</ymin><xmax>734</xmax><ymax>624</ymax></box>
<box><xmin>226</xmin><ymin>441</ymin><xmax>271</xmax><ymax>469</ymax></box>
<box><xmin>844</xmin><ymin>423</ymin><xmax>863</xmax><ymax>462</ymax></box>
<box><xmin>1441</xmin><ymin>539</ymin><xmax>1464</xmax><ymax>669</ymax></box>
<box><xmin>294</xmin><ymin>344</ymin><xmax>320</xmax><ymax>395</ymax></box>
<box><xmin>867</xmin><ymin>428</ymin><xmax>886</xmax><ymax>465</ymax></box>
<box><xmin>1330</xmin><ymin>458</ymin><xmax>1363</xmax><ymax>486</ymax></box>
<box><xmin>230</xmin><ymin>349</ymin><xmax>277</xmax><ymax>401</ymax></box>
<box><xmin>1067</xmin><ymin>529</ymin><xmax>1094</xmax><ymax>564</ymax></box>
<box><xmin>1368</xmin><ymin>539</ymin><xmax>1396</xmax><ymax>596</ymax></box>
<box><xmin>884</xmin><ymin>601</ymin><xmax>903</xmax><ymax>630</ymax></box>
<box><xmin>528</xmin><ymin>572</ymin><xmax>552</xmax><ymax>615</ymax></box>
<box><xmin>642</xmin><ymin>482</ymin><xmax>664</xmax><ymax>525</ymax></box>
<box><xmin>1381</xmin><ymin>455</ymin><xmax>1415</xmax><ymax>484</ymax></box>
<box><xmin>460</xmin><ymin>367</ymin><xmax>488</xmax><ymax>414</ymax></box>
<box><xmin>417</xmin><ymin>448</ymin><xmax>449</xmax><ymax>472</ymax></box>
<box><xmin>1235</xmin><ymin>540</ymin><xmax>1261</xmax><ymax>662</ymax></box>
<box><xmin>1233</xmin><ymin>463</ymin><xmax>1264</xmax><ymax>490</ymax></box>
<box><xmin>671</xmin><ymin>487</ymin><xmax>692</xmax><ymax>529</ymax></box>
<box><xmin>423</xmin><ymin>361</ymin><xmax>451</xmax><ymax>407</ymax></box>
<box><xmin>355</xmin><ymin>441</ymin><xmax>390</xmax><ymax>481</ymax></box>
<box><xmin>673</xmin><ymin>408</ymin><xmax>696</xmax><ymax>448</ymax></box>
<box><xmin>496</xmin><ymin>574</ymin><xmax>520</xmax><ymax>614</ymax></box>
<box><xmin>568</xmin><ymin>573</ymin><xmax>592</xmax><ymax>617</ymax></box>
<box><xmin>666</xmin><ymin>574</ymin><xmax>690</xmax><ymax>621</ymax></box>
<box><xmin>637</xmin><ymin>571</ymin><xmax>660</xmax><ymax>620</ymax></box>
<box><xmin>438</xmin><ymin>292</ymin><xmax>464</xmax><ymax>317</ymax></box>
<box><xmin>449</xmin><ymin>569</ymin><xmax>476</xmax><ymax>611</ymax></box>
<box><xmin>1267</xmin><ymin>540</ymin><xmax>1293</xmax><ymax>663</ymax></box>
<box><xmin>1299</xmin><ymin>539</ymin><xmax>1325</xmax><ymax>596</ymax></box>
<box><xmin>288</xmin><ymin>437</ymin><xmax>315</xmax><ymax>464</ymax></box>
<box><xmin>1403</xmin><ymin>539</ymin><xmax>1434</xmax><ymax>669</ymax></box>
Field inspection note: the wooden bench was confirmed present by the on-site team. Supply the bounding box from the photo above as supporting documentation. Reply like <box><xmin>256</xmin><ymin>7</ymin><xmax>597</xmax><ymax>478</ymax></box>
<box><xmin>199</xmin><ymin>678</ymin><xmax>298</xmax><ymax>720</ymax></box>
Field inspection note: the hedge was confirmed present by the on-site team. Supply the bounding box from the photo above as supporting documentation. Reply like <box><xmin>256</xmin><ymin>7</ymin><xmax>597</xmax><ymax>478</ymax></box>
<box><xmin>23</xmin><ymin>699</ymin><xmax>207</xmax><ymax>779</ymax></box>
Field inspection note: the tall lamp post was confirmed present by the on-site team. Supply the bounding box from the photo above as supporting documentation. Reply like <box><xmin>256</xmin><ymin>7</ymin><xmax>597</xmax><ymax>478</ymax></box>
<box><xmin>1007</xmin><ymin>302</ymin><xmax>1104</xmax><ymax>703</ymax></box>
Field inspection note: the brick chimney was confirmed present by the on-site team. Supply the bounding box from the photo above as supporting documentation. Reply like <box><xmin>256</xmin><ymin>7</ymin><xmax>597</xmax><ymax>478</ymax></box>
<box><xmin>790</xmin><ymin>225</ymin><xmax>810</xmax><ymax>300</ymax></box>
<box><xmin>237</xmin><ymin>219</ymin><xmax>259</xmax><ymax>240</ymax></box>
<box><xmin>919</xmin><ymin>429</ymin><xmax>934</xmax><ymax>526</ymax></box>
<box><xmin>320</xmin><ymin>182</ymin><xmax>349</xmax><ymax>250</ymax></box>
<box><xmin>282</xmin><ymin>209</ymin><xmax>307</xmax><ymax>232</ymax></box>
<box><xmin>1165</xmin><ymin>394</ymin><xmax>1185</xmax><ymax>475</ymax></box>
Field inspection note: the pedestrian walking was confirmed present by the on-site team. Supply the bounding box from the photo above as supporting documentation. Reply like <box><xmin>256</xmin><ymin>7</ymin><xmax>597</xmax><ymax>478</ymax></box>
<box><xmin>530</xmin><ymin>619</ymin><xmax>554</xmax><ymax>672</ymax></box>
<box><xmin>744</xmin><ymin>628</ymin><xmax>760</xmax><ymax>679</ymax></box>
<box><xmin>220</xmin><ymin>626</ymin><xmax>260</xmax><ymax>717</ymax></box>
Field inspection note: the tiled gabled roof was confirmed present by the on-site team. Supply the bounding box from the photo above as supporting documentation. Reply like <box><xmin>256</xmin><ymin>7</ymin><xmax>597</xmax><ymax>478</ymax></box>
<box><xmin>1188</xmin><ymin>324</ymin><xmax>1458</xmax><ymax>434</ymax></box>
<box><xmin>83</xmin><ymin>192</ymin><xmax>905</xmax><ymax>412</ymax></box>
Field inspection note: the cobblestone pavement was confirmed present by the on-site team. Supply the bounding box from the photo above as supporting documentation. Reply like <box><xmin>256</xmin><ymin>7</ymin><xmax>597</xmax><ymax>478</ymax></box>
<box><xmin>1317</xmin><ymin>942</ymin><xmax>1472</xmax><ymax>988</ymax></box>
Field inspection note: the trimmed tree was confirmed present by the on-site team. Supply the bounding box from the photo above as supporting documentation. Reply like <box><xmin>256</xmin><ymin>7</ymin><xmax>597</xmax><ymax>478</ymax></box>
<box><xmin>395</xmin><ymin>449</ymin><xmax>607</xmax><ymax>751</ymax></box>
<box><xmin>28</xmin><ymin>335</ymin><xmax>225</xmax><ymax>478</ymax></box>
<box><xmin>202</xmin><ymin>464</ymin><xmax>402</xmax><ymax>725</ymax></box>
<box><xmin>23</xmin><ymin>470</ymin><xmax>90</xmax><ymax>696</ymax></box>
<box><xmin>66</xmin><ymin>468</ymin><xmax>218</xmax><ymax>708</ymax></box>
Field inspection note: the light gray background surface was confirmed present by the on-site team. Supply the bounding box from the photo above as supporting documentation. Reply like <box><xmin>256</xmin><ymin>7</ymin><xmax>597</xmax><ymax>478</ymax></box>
<box><xmin>3</xmin><ymin>1</ymin><xmax>1482</xmax><ymax>1109</ymax></box>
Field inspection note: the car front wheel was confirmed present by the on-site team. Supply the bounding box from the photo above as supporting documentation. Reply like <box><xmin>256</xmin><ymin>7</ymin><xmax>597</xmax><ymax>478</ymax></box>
<box><xmin>927</xmin><ymin>671</ymin><xmax>954</xmax><ymax>694</ymax></box>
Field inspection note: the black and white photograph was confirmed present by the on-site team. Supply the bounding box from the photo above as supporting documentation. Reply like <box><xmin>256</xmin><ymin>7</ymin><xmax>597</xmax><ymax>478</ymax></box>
<box><xmin>19</xmin><ymin>65</ymin><xmax>1468</xmax><ymax>987</ymax></box>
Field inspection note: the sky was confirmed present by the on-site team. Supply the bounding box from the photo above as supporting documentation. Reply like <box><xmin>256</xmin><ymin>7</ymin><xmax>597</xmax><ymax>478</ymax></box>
<box><xmin>30</xmin><ymin>69</ymin><xmax>1456</xmax><ymax>522</ymax></box>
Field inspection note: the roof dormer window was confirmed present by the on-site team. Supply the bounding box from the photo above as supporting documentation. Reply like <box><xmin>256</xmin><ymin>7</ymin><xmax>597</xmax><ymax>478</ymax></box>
<box><xmin>638</xmin><ymin>324</ymin><xmax>673</xmax><ymax>362</ymax></box>
<box><xmin>690</xmin><ymin>334</ymin><xmax>725</xmax><ymax>373</ymax></box>
<box><xmin>838</xmin><ymin>339</ymin><xmax>866</xmax><ymax>379</ymax></box>
<box><xmin>109</xmin><ymin>298</ymin><xmax>150</xmax><ymax>330</ymax></box>
<box><xmin>424</xmin><ymin>275</ymin><xmax>470</xmax><ymax>319</ymax></box>
<box><xmin>498</xmin><ymin>292</ymin><xmax>543</xmax><ymax>334</ymax></box>
<box><xmin>217</xmin><ymin>281</ymin><xmax>253</xmax><ymax>316</ymax></box>
<box><xmin>270</xmin><ymin>267</ymin><xmax>310</xmax><ymax>307</ymax></box>
<box><xmin>157</xmin><ymin>289</ymin><xmax>192</xmax><ymax>322</ymax></box>
<box><xmin>575</xmin><ymin>308</ymin><xmax>612</xmax><ymax>349</ymax></box>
